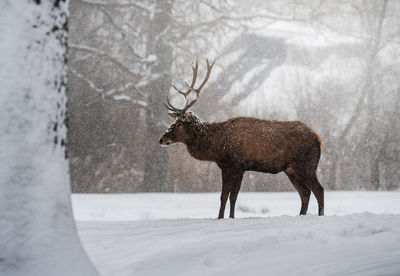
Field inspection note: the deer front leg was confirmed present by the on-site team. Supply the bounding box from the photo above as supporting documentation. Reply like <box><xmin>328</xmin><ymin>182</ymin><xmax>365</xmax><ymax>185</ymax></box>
<box><xmin>218</xmin><ymin>182</ymin><xmax>229</xmax><ymax>219</ymax></box>
<box><xmin>229</xmin><ymin>171</ymin><xmax>244</xmax><ymax>218</ymax></box>
<box><xmin>218</xmin><ymin>168</ymin><xmax>243</xmax><ymax>219</ymax></box>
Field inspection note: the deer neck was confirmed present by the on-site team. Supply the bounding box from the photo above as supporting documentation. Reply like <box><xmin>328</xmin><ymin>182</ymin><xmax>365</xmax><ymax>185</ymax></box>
<box><xmin>185</xmin><ymin>121</ymin><xmax>220</xmax><ymax>162</ymax></box>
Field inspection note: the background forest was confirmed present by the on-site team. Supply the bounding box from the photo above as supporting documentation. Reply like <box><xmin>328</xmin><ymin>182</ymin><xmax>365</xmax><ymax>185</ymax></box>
<box><xmin>67</xmin><ymin>0</ymin><xmax>400</xmax><ymax>193</ymax></box>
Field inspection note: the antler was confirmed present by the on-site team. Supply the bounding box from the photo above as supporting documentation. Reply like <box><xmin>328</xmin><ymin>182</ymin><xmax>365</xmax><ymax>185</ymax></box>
<box><xmin>172</xmin><ymin>58</ymin><xmax>198</xmax><ymax>98</ymax></box>
<box><xmin>165</xmin><ymin>58</ymin><xmax>215</xmax><ymax>116</ymax></box>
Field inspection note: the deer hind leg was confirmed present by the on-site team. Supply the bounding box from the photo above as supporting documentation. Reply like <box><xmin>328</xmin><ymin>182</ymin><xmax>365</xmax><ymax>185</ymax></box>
<box><xmin>299</xmin><ymin>170</ymin><xmax>324</xmax><ymax>216</ymax></box>
<box><xmin>285</xmin><ymin>167</ymin><xmax>311</xmax><ymax>215</ymax></box>
<box><xmin>308</xmin><ymin>173</ymin><xmax>324</xmax><ymax>216</ymax></box>
<box><xmin>229</xmin><ymin>172</ymin><xmax>244</xmax><ymax>219</ymax></box>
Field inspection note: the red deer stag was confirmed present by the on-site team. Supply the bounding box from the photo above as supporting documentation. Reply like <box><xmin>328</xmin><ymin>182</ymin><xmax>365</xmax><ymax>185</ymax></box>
<box><xmin>159</xmin><ymin>58</ymin><xmax>324</xmax><ymax>218</ymax></box>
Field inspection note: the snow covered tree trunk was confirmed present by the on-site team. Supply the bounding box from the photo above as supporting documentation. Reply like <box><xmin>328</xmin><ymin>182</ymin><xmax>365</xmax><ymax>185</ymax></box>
<box><xmin>0</xmin><ymin>1</ymin><xmax>98</xmax><ymax>275</ymax></box>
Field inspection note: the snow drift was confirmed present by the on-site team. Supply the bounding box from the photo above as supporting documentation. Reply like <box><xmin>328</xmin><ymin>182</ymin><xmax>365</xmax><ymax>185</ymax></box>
<box><xmin>73</xmin><ymin>192</ymin><xmax>400</xmax><ymax>276</ymax></box>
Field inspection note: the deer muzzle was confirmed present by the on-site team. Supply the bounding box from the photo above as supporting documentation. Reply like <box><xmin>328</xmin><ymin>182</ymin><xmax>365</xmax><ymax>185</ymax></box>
<box><xmin>159</xmin><ymin>136</ymin><xmax>172</xmax><ymax>147</ymax></box>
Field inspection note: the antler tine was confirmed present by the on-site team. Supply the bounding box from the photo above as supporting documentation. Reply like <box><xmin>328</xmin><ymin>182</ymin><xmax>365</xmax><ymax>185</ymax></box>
<box><xmin>164</xmin><ymin>94</ymin><xmax>193</xmax><ymax>115</ymax></box>
<box><xmin>173</xmin><ymin>58</ymin><xmax>198</xmax><ymax>98</ymax></box>
<box><xmin>172</xmin><ymin>84</ymin><xmax>187</xmax><ymax>97</ymax></box>
<box><xmin>181</xmin><ymin>96</ymin><xmax>198</xmax><ymax>114</ymax></box>
<box><xmin>183</xmin><ymin>58</ymin><xmax>198</xmax><ymax>96</ymax></box>
<box><xmin>196</xmin><ymin>58</ymin><xmax>215</xmax><ymax>93</ymax></box>
<box><xmin>164</xmin><ymin>96</ymin><xmax>183</xmax><ymax>113</ymax></box>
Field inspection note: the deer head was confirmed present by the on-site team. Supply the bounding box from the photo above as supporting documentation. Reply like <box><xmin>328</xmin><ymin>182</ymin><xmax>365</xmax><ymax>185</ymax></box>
<box><xmin>159</xmin><ymin>58</ymin><xmax>215</xmax><ymax>147</ymax></box>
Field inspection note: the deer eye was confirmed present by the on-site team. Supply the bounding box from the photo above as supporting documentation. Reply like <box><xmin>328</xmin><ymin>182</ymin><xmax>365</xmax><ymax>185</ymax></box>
<box><xmin>176</xmin><ymin>122</ymin><xmax>183</xmax><ymax>127</ymax></box>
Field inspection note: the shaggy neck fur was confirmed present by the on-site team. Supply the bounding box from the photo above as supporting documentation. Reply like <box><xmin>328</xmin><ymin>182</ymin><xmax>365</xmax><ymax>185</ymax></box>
<box><xmin>184</xmin><ymin>117</ymin><xmax>222</xmax><ymax>162</ymax></box>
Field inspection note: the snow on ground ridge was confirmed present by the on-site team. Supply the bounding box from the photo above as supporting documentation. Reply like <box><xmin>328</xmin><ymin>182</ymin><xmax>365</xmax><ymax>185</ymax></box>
<box><xmin>73</xmin><ymin>192</ymin><xmax>400</xmax><ymax>276</ymax></box>
<box><xmin>77</xmin><ymin>213</ymin><xmax>400</xmax><ymax>276</ymax></box>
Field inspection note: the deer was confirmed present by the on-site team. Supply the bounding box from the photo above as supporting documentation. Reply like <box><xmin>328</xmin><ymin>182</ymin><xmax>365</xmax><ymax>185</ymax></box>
<box><xmin>159</xmin><ymin>58</ymin><xmax>324</xmax><ymax>219</ymax></box>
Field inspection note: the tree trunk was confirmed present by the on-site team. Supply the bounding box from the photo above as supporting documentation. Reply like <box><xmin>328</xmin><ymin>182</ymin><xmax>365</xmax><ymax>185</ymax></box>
<box><xmin>0</xmin><ymin>1</ymin><xmax>97</xmax><ymax>275</ymax></box>
<box><xmin>142</xmin><ymin>0</ymin><xmax>173</xmax><ymax>192</ymax></box>
<box><xmin>335</xmin><ymin>0</ymin><xmax>388</xmax><ymax>190</ymax></box>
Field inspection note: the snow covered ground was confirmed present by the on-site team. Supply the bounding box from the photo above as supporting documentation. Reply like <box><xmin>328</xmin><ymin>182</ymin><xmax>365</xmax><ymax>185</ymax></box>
<box><xmin>73</xmin><ymin>192</ymin><xmax>400</xmax><ymax>276</ymax></box>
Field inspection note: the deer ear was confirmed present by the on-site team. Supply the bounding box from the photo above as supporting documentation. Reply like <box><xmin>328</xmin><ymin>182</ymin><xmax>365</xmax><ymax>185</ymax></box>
<box><xmin>168</xmin><ymin>112</ymin><xmax>177</xmax><ymax>118</ymax></box>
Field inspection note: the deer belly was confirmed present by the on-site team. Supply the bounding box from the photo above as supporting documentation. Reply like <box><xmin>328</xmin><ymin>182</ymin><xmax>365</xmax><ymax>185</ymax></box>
<box><xmin>242</xmin><ymin>158</ymin><xmax>286</xmax><ymax>174</ymax></box>
<box><xmin>235</xmin><ymin>148</ymin><xmax>288</xmax><ymax>173</ymax></box>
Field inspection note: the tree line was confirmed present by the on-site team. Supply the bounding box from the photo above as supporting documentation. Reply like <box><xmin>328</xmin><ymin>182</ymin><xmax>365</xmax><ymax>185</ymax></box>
<box><xmin>67</xmin><ymin>0</ymin><xmax>400</xmax><ymax>192</ymax></box>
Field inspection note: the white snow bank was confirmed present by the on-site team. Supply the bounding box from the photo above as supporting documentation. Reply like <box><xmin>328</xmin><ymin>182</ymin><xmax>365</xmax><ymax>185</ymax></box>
<box><xmin>73</xmin><ymin>192</ymin><xmax>400</xmax><ymax>275</ymax></box>
<box><xmin>72</xmin><ymin>191</ymin><xmax>400</xmax><ymax>221</ymax></box>
<box><xmin>77</xmin><ymin>213</ymin><xmax>400</xmax><ymax>276</ymax></box>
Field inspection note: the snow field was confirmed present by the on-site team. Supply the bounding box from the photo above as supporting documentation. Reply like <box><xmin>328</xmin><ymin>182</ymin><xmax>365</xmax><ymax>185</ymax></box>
<box><xmin>73</xmin><ymin>192</ymin><xmax>400</xmax><ymax>276</ymax></box>
<box><xmin>72</xmin><ymin>191</ymin><xmax>400</xmax><ymax>221</ymax></box>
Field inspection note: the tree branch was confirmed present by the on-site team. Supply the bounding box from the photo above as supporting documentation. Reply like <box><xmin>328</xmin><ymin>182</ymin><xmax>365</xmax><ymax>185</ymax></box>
<box><xmin>76</xmin><ymin>0</ymin><xmax>151</xmax><ymax>14</ymax></box>
<box><xmin>69</xmin><ymin>43</ymin><xmax>140</xmax><ymax>77</ymax></box>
